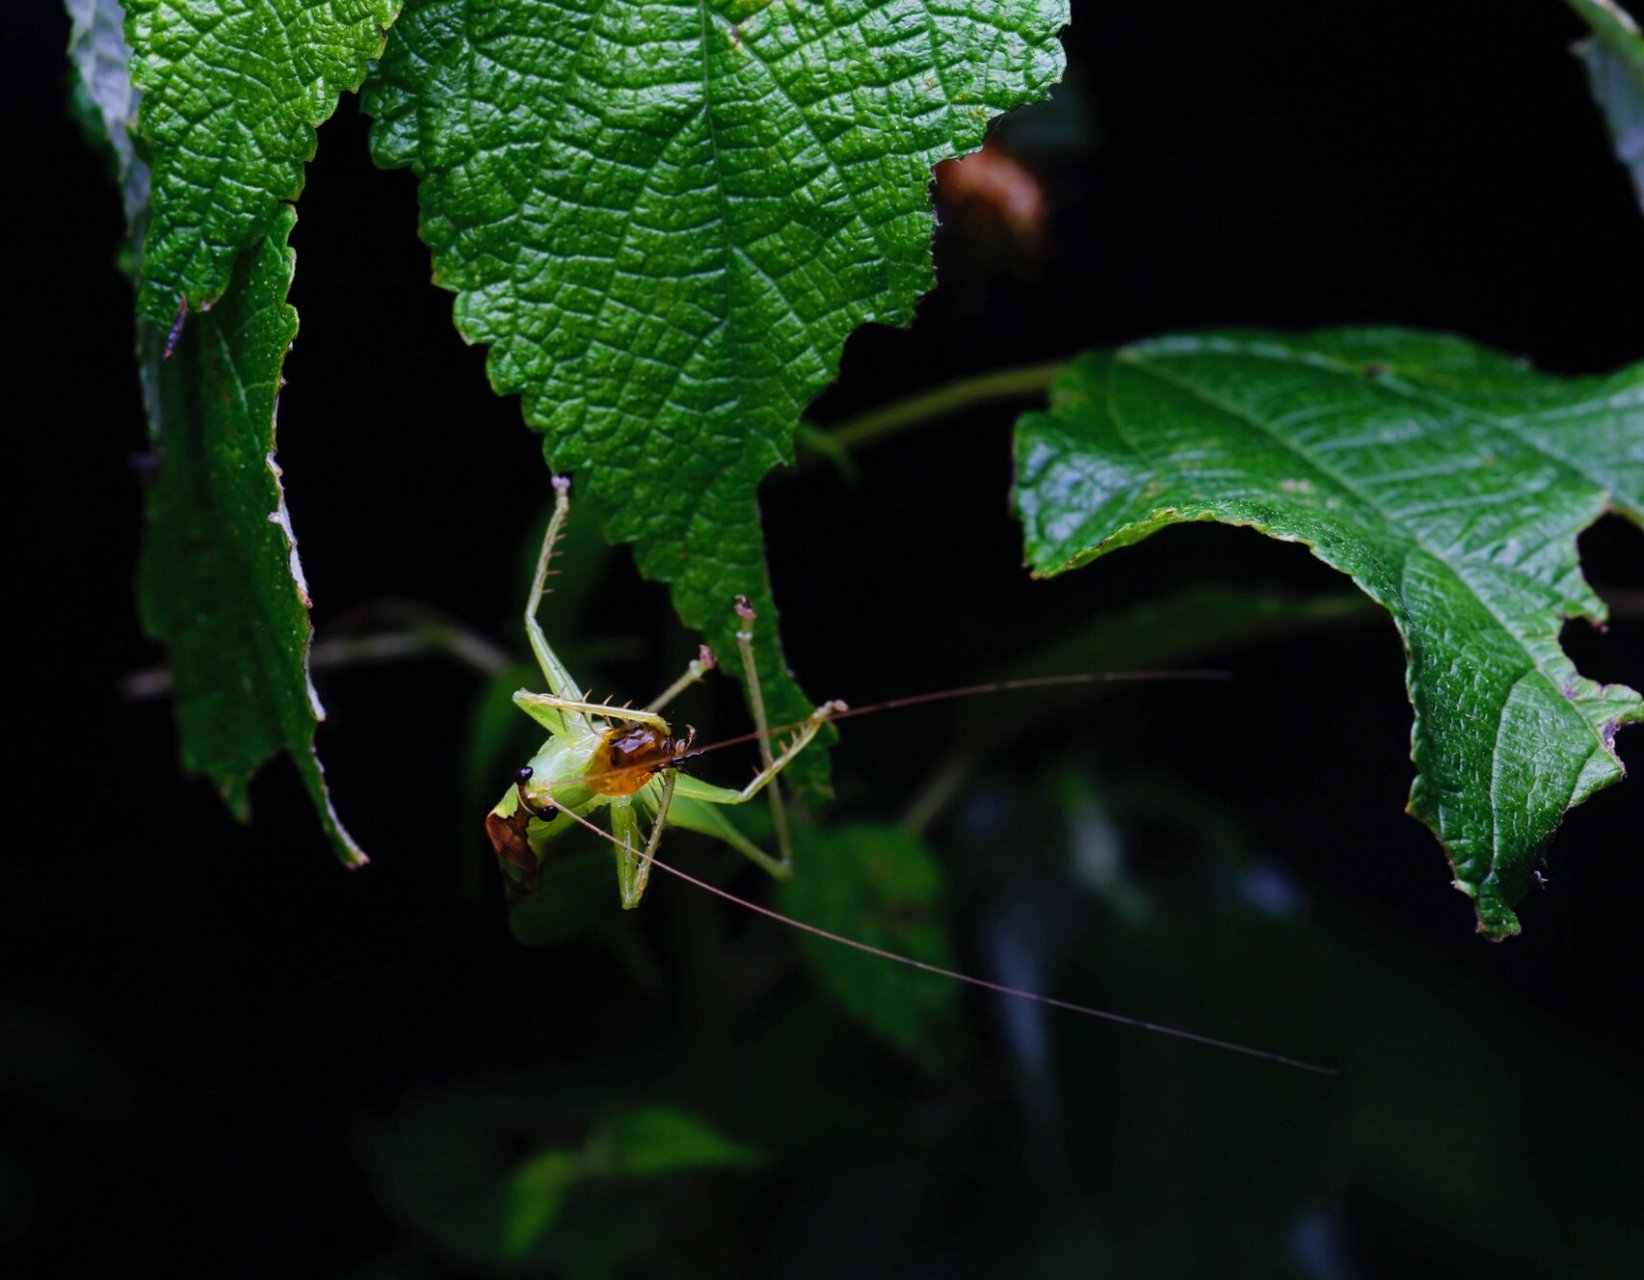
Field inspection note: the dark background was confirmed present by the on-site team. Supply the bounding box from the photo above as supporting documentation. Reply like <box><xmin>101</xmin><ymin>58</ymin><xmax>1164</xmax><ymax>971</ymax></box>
<box><xmin>8</xmin><ymin>0</ymin><xmax>1643</xmax><ymax>1276</ymax></box>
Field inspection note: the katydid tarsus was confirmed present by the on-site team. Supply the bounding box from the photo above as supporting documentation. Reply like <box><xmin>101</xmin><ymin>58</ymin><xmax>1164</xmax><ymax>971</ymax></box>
<box><xmin>486</xmin><ymin>477</ymin><xmax>1335</xmax><ymax>1076</ymax></box>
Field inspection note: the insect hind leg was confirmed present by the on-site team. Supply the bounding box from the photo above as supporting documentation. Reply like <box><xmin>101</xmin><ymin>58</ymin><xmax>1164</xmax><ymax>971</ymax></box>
<box><xmin>523</xmin><ymin>476</ymin><xmax>583</xmax><ymax>703</ymax></box>
<box><xmin>514</xmin><ymin>690</ymin><xmax>670</xmax><ymax>733</ymax></box>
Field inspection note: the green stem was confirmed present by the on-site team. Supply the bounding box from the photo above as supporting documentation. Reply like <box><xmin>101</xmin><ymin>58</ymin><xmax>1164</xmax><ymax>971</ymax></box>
<box><xmin>807</xmin><ymin>359</ymin><xmax>1067</xmax><ymax>460</ymax></box>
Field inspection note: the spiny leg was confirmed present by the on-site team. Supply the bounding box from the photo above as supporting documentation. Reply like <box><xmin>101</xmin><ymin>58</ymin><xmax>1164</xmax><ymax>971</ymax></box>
<box><xmin>524</xmin><ymin>476</ymin><xmax>582</xmax><ymax>701</ymax></box>
<box><xmin>684</xmin><ymin>702</ymin><xmax>845</xmax><ymax>807</ymax></box>
<box><xmin>515</xmin><ymin>690</ymin><xmax>669</xmax><ymax>732</ymax></box>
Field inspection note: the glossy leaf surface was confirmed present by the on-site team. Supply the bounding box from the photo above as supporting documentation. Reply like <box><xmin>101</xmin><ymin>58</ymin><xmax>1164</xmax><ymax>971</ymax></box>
<box><xmin>1014</xmin><ymin>330</ymin><xmax>1643</xmax><ymax>934</ymax></box>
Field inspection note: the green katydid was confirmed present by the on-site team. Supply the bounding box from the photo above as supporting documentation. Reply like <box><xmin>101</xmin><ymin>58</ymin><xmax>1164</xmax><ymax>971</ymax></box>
<box><xmin>485</xmin><ymin>475</ymin><xmax>844</xmax><ymax>910</ymax></box>
<box><xmin>485</xmin><ymin>477</ymin><xmax>1334</xmax><ymax>1074</ymax></box>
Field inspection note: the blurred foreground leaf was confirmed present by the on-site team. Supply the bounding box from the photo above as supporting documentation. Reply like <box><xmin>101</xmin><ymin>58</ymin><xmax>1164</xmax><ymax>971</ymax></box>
<box><xmin>66</xmin><ymin>0</ymin><xmax>147</xmax><ymax>223</ymax></box>
<box><xmin>366</xmin><ymin>1086</ymin><xmax>754</xmax><ymax>1273</ymax></box>
<box><xmin>1014</xmin><ymin>329</ymin><xmax>1643</xmax><ymax>935</ymax></box>
<box><xmin>589</xmin><ymin>1105</ymin><xmax>758</xmax><ymax>1178</ymax></box>
<box><xmin>1566</xmin><ymin>0</ymin><xmax>1644</xmax><ymax>207</ymax></box>
<box><xmin>501</xmin><ymin>1108</ymin><xmax>753</xmax><ymax>1261</ymax></box>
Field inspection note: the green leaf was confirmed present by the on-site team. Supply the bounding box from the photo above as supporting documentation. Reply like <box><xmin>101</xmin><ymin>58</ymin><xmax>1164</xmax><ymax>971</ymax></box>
<box><xmin>1565</xmin><ymin>0</ymin><xmax>1644</xmax><ymax>207</ymax></box>
<box><xmin>66</xmin><ymin>0</ymin><xmax>149</xmax><ymax>226</ymax></box>
<box><xmin>126</xmin><ymin>0</ymin><xmax>399</xmax><ymax>323</ymax></box>
<box><xmin>500</xmin><ymin>1148</ymin><xmax>581</xmax><ymax>1261</ymax></box>
<box><xmin>366</xmin><ymin>1087</ymin><xmax>752</xmax><ymax>1269</ymax></box>
<box><xmin>363</xmin><ymin>0</ymin><xmax>1069</xmax><ymax>804</ymax></box>
<box><xmin>1014</xmin><ymin>329</ymin><xmax>1644</xmax><ymax>937</ymax></box>
<box><xmin>138</xmin><ymin>205</ymin><xmax>362</xmax><ymax>865</ymax></box>
<box><xmin>587</xmin><ymin>1105</ymin><xmax>759</xmax><ymax>1179</ymax></box>
<box><xmin>780</xmin><ymin>824</ymin><xmax>962</xmax><ymax>1070</ymax></box>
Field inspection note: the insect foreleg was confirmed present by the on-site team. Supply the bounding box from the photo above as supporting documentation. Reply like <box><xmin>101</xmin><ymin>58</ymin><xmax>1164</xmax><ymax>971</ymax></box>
<box><xmin>560</xmin><ymin>775</ymin><xmax>679</xmax><ymax>909</ymax></box>
<box><xmin>664</xmin><ymin>703</ymin><xmax>842</xmax><ymax>880</ymax></box>
<box><xmin>645</xmin><ymin>644</ymin><xmax>717</xmax><ymax>715</ymax></box>
<box><xmin>713</xmin><ymin>704</ymin><xmax>846</xmax><ymax>807</ymax></box>
<box><xmin>624</xmin><ymin>772</ymin><xmax>678</xmax><ymax>906</ymax></box>
<box><xmin>662</xmin><ymin>791</ymin><xmax>792</xmax><ymax>881</ymax></box>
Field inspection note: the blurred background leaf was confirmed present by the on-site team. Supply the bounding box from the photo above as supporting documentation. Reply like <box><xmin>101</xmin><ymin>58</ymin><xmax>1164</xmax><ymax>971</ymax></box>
<box><xmin>780</xmin><ymin>825</ymin><xmax>965</xmax><ymax>1075</ymax></box>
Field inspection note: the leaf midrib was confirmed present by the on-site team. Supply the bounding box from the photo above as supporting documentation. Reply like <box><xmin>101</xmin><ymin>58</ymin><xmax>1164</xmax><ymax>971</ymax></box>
<box><xmin>1120</xmin><ymin>349</ymin><xmax>1607</xmax><ymax>754</ymax></box>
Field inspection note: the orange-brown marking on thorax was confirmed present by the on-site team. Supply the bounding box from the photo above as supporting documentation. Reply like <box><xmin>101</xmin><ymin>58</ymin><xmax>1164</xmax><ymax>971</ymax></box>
<box><xmin>589</xmin><ymin>725</ymin><xmax>680</xmax><ymax>796</ymax></box>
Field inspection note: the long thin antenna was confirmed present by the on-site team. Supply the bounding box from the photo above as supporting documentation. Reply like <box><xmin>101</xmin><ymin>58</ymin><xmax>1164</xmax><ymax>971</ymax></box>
<box><xmin>565</xmin><ymin>670</ymin><xmax>1230</xmax><ymax>792</ymax></box>
<box><xmin>694</xmin><ymin>670</ymin><xmax>1231</xmax><ymax>759</ymax></box>
<box><xmin>642</xmin><ymin>851</ymin><xmax>1338</xmax><ymax>1077</ymax></box>
<box><xmin>536</xmin><ymin>793</ymin><xmax>1337</xmax><ymax>1077</ymax></box>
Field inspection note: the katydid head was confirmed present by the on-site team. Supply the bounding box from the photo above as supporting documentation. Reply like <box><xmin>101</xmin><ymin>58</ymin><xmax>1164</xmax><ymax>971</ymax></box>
<box><xmin>513</xmin><ymin>767</ymin><xmax>559</xmax><ymax>821</ymax></box>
